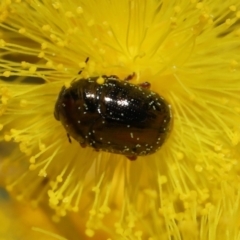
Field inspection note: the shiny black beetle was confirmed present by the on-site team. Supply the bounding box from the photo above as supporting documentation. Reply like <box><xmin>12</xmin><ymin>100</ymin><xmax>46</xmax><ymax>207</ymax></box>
<box><xmin>54</xmin><ymin>70</ymin><xmax>172</xmax><ymax>160</ymax></box>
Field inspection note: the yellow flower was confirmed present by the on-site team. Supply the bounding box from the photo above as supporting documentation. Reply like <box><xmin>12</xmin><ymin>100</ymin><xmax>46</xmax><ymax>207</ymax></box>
<box><xmin>1</xmin><ymin>0</ymin><xmax>240</xmax><ymax>239</ymax></box>
<box><xmin>0</xmin><ymin>187</ymin><xmax>67</xmax><ymax>240</ymax></box>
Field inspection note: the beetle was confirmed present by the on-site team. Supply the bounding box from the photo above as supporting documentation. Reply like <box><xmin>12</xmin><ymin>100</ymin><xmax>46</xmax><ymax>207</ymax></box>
<box><xmin>54</xmin><ymin>65</ymin><xmax>172</xmax><ymax>160</ymax></box>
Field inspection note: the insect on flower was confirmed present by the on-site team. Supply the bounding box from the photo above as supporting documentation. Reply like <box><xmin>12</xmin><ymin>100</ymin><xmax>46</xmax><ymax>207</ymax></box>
<box><xmin>54</xmin><ymin>58</ymin><xmax>172</xmax><ymax>160</ymax></box>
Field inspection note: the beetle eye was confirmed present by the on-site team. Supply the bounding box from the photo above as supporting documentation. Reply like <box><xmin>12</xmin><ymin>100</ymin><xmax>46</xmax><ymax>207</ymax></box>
<box><xmin>54</xmin><ymin>86</ymin><xmax>67</xmax><ymax>121</ymax></box>
<box><xmin>54</xmin><ymin>106</ymin><xmax>60</xmax><ymax>121</ymax></box>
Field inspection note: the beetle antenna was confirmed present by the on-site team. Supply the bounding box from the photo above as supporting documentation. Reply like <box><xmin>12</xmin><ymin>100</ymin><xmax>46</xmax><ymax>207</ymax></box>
<box><xmin>78</xmin><ymin>57</ymin><xmax>89</xmax><ymax>75</ymax></box>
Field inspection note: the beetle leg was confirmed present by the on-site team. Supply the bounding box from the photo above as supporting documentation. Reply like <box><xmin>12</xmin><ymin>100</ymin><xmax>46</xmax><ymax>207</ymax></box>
<box><xmin>107</xmin><ymin>75</ymin><xmax>119</xmax><ymax>79</ymax></box>
<box><xmin>80</xmin><ymin>142</ymin><xmax>87</xmax><ymax>148</ymax></box>
<box><xmin>138</xmin><ymin>82</ymin><xmax>151</xmax><ymax>89</ymax></box>
<box><xmin>124</xmin><ymin>72</ymin><xmax>136</xmax><ymax>81</ymax></box>
<box><xmin>127</xmin><ymin>155</ymin><xmax>137</xmax><ymax>161</ymax></box>
<box><xmin>67</xmin><ymin>133</ymin><xmax>72</xmax><ymax>143</ymax></box>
